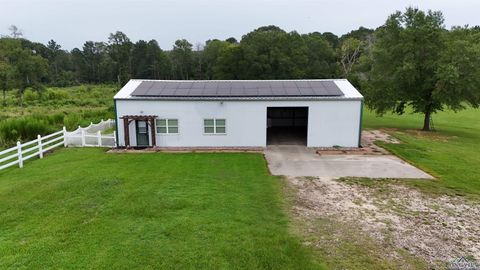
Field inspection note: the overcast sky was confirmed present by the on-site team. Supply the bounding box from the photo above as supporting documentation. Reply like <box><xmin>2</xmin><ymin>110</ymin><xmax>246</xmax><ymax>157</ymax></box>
<box><xmin>1</xmin><ymin>0</ymin><xmax>479</xmax><ymax>50</ymax></box>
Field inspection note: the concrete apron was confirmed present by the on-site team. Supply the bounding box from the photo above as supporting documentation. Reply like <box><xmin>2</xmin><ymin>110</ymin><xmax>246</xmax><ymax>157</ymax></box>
<box><xmin>264</xmin><ymin>145</ymin><xmax>434</xmax><ymax>179</ymax></box>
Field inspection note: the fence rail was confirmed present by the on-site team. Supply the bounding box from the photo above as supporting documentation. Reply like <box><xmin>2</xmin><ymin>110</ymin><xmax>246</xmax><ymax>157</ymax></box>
<box><xmin>64</xmin><ymin>119</ymin><xmax>116</xmax><ymax>147</ymax></box>
<box><xmin>65</xmin><ymin>130</ymin><xmax>116</xmax><ymax>147</ymax></box>
<box><xmin>0</xmin><ymin>119</ymin><xmax>116</xmax><ymax>171</ymax></box>
<box><xmin>0</xmin><ymin>128</ymin><xmax>66</xmax><ymax>170</ymax></box>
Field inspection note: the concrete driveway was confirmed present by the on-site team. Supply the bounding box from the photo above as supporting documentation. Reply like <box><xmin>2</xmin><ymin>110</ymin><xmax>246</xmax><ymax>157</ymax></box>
<box><xmin>264</xmin><ymin>145</ymin><xmax>434</xmax><ymax>179</ymax></box>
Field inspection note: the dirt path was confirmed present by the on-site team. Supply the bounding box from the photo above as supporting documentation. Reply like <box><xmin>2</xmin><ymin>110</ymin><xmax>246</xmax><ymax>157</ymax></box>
<box><xmin>288</xmin><ymin>177</ymin><xmax>480</xmax><ymax>269</ymax></box>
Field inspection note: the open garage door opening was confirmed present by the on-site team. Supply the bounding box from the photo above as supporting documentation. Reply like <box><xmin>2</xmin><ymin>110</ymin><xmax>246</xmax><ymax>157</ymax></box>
<box><xmin>267</xmin><ymin>107</ymin><xmax>308</xmax><ymax>146</ymax></box>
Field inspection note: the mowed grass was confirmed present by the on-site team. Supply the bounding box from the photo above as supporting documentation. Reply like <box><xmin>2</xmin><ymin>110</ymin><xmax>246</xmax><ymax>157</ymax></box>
<box><xmin>363</xmin><ymin>107</ymin><xmax>480</xmax><ymax>199</ymax></box>
<box><xmin>0</xmin><ymin>148</ymin><xmax>323</xmax><ymax>269</ymax></box>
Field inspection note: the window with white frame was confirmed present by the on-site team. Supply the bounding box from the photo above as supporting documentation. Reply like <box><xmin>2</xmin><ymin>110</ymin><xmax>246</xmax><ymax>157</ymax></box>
<box><xmin>156</xmin><ymin>119</ymin><xmax>179</xmax><ymax>134</ymax></box>
<box><xmin>204</xmin><ymin>118</ymin><xmax>226</xmax><ymax>134</ymax></box>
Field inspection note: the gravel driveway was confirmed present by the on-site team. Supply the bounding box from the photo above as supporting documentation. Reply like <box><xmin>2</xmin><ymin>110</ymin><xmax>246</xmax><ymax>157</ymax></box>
<box><xmin>289</xmin><ymin>176</ymin><xmax>480</xmax><ymax>268</ymax></box>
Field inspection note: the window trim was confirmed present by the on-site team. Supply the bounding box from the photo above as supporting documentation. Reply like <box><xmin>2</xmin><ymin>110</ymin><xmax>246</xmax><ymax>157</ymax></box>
<box><xmin>156</xmin><ymin>118</ymin><xmax>179</xmax><ymax>135</ymax></box>
<box><xmin>203</xmin><ymin>118</ymin><xmax>226</xmax><ymax>135</ymax></box>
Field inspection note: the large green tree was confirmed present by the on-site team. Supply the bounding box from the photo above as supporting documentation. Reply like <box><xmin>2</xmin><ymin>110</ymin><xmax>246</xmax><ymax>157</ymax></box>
<box><xmin>212</xmin><ymin>43</ymin><xmax>244</xmax><ymax>79</ymax></box>
<box><xmin>227</xmin><ymin>26</ymin><xmax>336</xmax><ymax>79</ymax></box>
<box><xmin>365</xmin><ymin>8</ymin><xmax>480</xmax><ymax>131</ymax></box>
<box><xmin>0</xmin><ymin>59</ymin><xmax>12</xmax><ymax>106</ymax></box>
<box><xmin>170</xmin><ymin>39</ymin><xmax>193</xmax><ymax>80</ymax></box>
<box><xmin>303</xmin><ymin>32</ymin><xmax>336</xmax><ymax>78</ymax></box>
<box><xmin>240</xmin><ymin>26</ymin><xmax>299</xmax><ymax>79</ymax></box>
<box><xmin>202</xmin><ymin>39</ymin><xmax>229</xmax><ymax>79</ymax></box>
<box><xmin>0</xmin><ymin>38</ymin><xmax>48</xmax><ymax>105</ymax></box>
<box><xmin>108</xmin><ymin>31</ymin><xmax>133</xmax><ymax>85</ymax></box>
<box><xmin>131</xmin><ymin>40</ymin><xmax>169</xmax><ymax>79</ymax></box>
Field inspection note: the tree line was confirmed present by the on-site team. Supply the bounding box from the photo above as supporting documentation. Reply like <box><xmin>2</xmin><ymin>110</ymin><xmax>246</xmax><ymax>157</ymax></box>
<box><xmin>0</xmin><ymin>24</ymin><xmax>373</xmax><ymax>92</ymax></box>
<box><xmin>1</xmin><ymin>7</ymin><xmax>479</xmax><ymax>130</ymax></box>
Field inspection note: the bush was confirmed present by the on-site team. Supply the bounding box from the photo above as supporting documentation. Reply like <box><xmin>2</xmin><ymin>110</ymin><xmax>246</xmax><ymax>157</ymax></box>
<box><xmin>43</xmin><ymin>89</ymin><xmax>69</xmax><ymax>101</ymax></box>
<box><xmin>63</xmin><ymin>114</ymin><xmax>81</xmax><ymax>130</ymax></box>
<box><xmin>23</xmin><ymin>89</ymin><xmax>39</xmax><ymax>103</ymax></box>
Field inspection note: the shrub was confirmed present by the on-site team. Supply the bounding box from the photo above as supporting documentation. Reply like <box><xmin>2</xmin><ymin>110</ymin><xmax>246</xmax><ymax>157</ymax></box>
<box><xmin>44</xmin><ymin>89</ymin><xmax>69</xmax><ymax>101</ymax></box>
<box><xmin>63</xmin><ymin>114</ymin><xmax>81</xmax><ymax>130</ymax></box>
<box><xmin>23</xmin><ymin>89</ymin><xmax>39</xmax><ymax>103</ymax></box>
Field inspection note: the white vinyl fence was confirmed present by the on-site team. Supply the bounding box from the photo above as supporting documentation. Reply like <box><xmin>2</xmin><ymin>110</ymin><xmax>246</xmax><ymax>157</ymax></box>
<box><xmin>0</xmin><ymin>119</ymin><xmax>116</xmax><ymax>171</ymax></box>
<box><xmin>65</xmin><ymin>119</ymin><xmax>116</xmax><ymax>147</ymax></box>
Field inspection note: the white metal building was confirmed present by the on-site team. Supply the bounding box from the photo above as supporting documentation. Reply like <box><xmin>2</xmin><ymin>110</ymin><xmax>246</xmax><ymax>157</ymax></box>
<box><xmin>114</xmin><ymin>79</ymin><xmax>363</xmax><ymax>148</ymax></box>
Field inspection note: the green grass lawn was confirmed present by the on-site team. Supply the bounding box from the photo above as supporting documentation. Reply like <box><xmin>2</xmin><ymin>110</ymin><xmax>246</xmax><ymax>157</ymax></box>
<box><xmin>1</xmin><ymin>100</ymin><xmax>478</xmax><ymax>269</ymax></box>
<box><xmin>0</xmin><ymin>148</ymin><xmax>324</xmax><ymax>269</ymax></box>
<box><xmin>363</xmin><ymin>107</ymin><xmax>480</xmax><ymax>199</ymax></box>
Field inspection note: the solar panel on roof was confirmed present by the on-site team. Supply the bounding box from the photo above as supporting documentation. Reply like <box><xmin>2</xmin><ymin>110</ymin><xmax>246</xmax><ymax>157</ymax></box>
<box><xmin>264</xmin><ymin>81</ymin><xmax>284</xmax><ymax>88</ymax></box>
<box><xmin>243</xmin><ymin>82</ymin><xmax>257</xmax><ymax>89</ymax></box>
<box><xmin>178</xmin><ymin>82</ymin><xmax>192</xmax><ymax>89</ymax></box>
<box><xmin>300</xmin><ymin>88</ymin><xmax>316</xmax><ymax>95</ymax></box>
<box><xmin>203</xmin><ymin>87</ymin><xmax>217</xmax><ymax>96</ymax></box>
<box><xmin>130</xmin><ymin>80</ymin><xmax>343</xmax><ymax>98</ymax></box>
<box><xmin>282</xmin><ymin>81</ymin><xmax>296</xmax><ymax>88</ymax></box>
<box><xmin>188</xmin><ymin>89</ymin><xmax>203</xmax><ymax>96</ymax></box>
<box><xmin>191</xmin><ymin>82</ymin><xmax>205</xmax><ymax>89</ymax></box>
<box><xmin>174</xmin><ymin>88</ymin><xmax>190</xmax><ymax>96</ymax></box>
<box><xmin>258</xmin><ymin>87</ymin><xmax>272</xmax><ymax>96</ymax></box>
<box><xmin>271</xmin><ymin>87</ymin><xmax>286</xmax><ymax>96</ymax></box>
<box><xmin>244</xmin><ymin>88</ymin><xmax>258</xmax><ymax>96</ymax></box>
<box><xmin>309</xmin><ymin>81</ymin><xmax>327</xmax><ymax>89</ymax></box>
<box><xmin>217</xmin><ymin>81</ymin><xmax>231</xmax><ymax>89</ymax></box>
<box><xmin>132</xmin><ymin>81</ymin><xmax>153</xmax><ymax>95</ymax></box>
<box><xmin>161</xmin><ymin>87</ymin><xmax>176</xmax><ymax>95</ymax></box>
<box><xmin>216</xmin><ymin>86</ymin><xmax>231</xmax><ymax>96</ymax></box>
<box><xmin>295</xmin><ymin>81</ymin><xmax>310</xmax><ymax>88</ymax></box>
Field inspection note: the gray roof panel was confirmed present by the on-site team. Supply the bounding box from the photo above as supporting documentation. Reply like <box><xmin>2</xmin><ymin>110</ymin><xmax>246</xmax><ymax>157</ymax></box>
<box><xmin>174</xmin><ymin>88</ymin><xmax>190</xmax><ymax>96</ymax></box>
<box><xmin>130</xmin><ymin>80</ymin><xmax>343</xmax><ymax>98</ymax></box>
<box><xmin>295</xmin><ymin>81</ymin><xmax>310</xmax><ymax>88</ymax></box>
<box><xmin>132</xmin><ymin>81</ymin><xmax>153</xmax><ymax>95</ymax></box>
<box><xmin>244</xmin><ymin>88</ymin><xmax>259</xmax><ymax>96</ymax></box>
<box><xmin>299</xmin><ymin>88</ymin><xmax>316</xmax><ymax>95</ymax></box>
<box><xmin>203</xmin><ymin>87</ymin><xmax>217</xmax><ymax>96</ymax></box>
<box><xmin>256</xmin><ymin>87</ymin><xmax>269</xmax><ymax>96</ymax></box>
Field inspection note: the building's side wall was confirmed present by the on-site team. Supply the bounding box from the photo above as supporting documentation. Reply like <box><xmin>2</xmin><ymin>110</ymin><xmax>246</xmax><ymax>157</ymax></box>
<box><xmin>115</xmin><ymin>99</ymin><xmax>362</xmax><ymax>148</ymax></box>
<box><xmin>308</xmin><ymin>100</ymin><xmax>362</xmax><ymax>147</ymax></box>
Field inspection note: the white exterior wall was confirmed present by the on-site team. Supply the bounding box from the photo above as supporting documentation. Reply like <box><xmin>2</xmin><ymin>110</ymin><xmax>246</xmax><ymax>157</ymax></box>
<box><xmin>115</xmin><ymin>99</ymin><xmax>362</xmax><ymax>148</ymax></box>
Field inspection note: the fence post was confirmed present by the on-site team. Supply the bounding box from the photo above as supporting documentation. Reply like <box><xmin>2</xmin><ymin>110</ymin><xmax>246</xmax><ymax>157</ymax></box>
<box><xmin>81</xmin><ymin>129</ymin><xmax>86</xmax><ymax>146</ymax></box>
<box><xmin>97</xmin><ymin>131</ymin><xmax>102</xmax><ymax>146</ymax></box>
<box><xmin>63</xmin><ymin>126</ymin><xmax>67</xmax><ymax>147</ymax></box>
<box><xmin>38</xmin><ymin>135</ymin><xmax>43</xmax><ymax>159</ymax></box>
<box><xmin>113</xmin><ymin>131</ymin><xmax>117</xmax><ymax>146</ymax></box>
<box><xmin>17</xmin><ymin>141</ymin><xmax>23</xmax><ymax>168</ymax></box>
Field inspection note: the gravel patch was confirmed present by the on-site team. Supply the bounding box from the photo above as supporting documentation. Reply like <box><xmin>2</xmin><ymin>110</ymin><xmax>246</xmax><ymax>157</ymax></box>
<box><xmin>288</xmin><ymin>177</ymin><xmax>480</xmax><ymax>268</ymax></box>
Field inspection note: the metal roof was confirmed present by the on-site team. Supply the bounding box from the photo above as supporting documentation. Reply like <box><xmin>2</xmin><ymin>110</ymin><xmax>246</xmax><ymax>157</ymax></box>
<box><xmin>130</xmin><ymin>80</ymin><xmax>343</xmax><ymax>98</ymax></box>
<box><xmin>114</xmin><ymin>79</ymin><xmax>364</xmax><ymax>100</ymax></box>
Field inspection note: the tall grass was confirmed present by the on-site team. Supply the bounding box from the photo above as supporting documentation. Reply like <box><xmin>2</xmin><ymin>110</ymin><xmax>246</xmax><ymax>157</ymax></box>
<box><xmin>0</xmin><ymin>110</ymin><xmax>113</xmax><ymax>148</ymax></box>
<box><xmin>0</xmin><ymin>109</ymin><xmax>114</xmax><ymax>148</ymax></box>
<box><xmin>0</xmin><ymin>84</ymin><xmax>117</xmax><ymax>149</ymax></box>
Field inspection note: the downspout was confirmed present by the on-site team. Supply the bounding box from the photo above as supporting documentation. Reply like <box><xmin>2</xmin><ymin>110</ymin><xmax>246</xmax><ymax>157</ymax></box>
<box><xmin>114</xmin><ymin>99</ymin><xmax>120</xmax><ymax>148</ymax></box>
<box><xmin>358</xmin><ymin>99</ymin><xmax>364</xmax><ymax>147</ymax></box>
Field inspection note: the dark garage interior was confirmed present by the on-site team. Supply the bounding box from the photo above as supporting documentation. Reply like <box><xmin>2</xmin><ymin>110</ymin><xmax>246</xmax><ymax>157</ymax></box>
<box><xmin>267</xmin><ymin>107</ymin><xmax>308</xmax><ymax>145</ymax></box>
